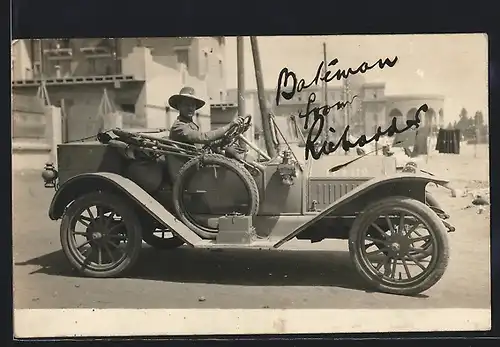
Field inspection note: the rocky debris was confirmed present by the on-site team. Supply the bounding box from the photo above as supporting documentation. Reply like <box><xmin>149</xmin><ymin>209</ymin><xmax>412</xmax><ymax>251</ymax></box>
<box><xmin>462</xmin><ymin>194</ymin><xmax>490</xmax><ymax>214</ymax></box>
<box><xmin>466</xmin><ymin>180</ymin><xmax>490</xmax><ymax>190</ymax></box>
<box><xmin>450</xmin><ymin>189</ymin><xmax>469</xmax><ymax>198</ymax></box>
<box><xmin>451</xmin><ymin>186</ymin><xmax>490</xmax><ymax>200</ymax></box>
<box><xmin>472</xmin><ymin>195</ymin><xmax>489</xmax><ymax>206</ymax></box>
<box><xmin>458</xmin><ymin>186</ymin><xmax>490</xmax><ymax>214</ymax></box>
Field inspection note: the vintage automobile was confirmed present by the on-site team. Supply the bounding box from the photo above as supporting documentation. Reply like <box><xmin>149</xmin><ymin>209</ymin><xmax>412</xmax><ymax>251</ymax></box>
<box><xmin>41</xmin><ymin>113</ymin><xmax>455</xmax><ymax>297</ymax></box>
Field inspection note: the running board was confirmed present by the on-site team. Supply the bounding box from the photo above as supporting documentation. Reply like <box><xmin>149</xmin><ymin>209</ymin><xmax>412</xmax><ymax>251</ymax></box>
<box><xmin>192</xmin><ymin>239</ymin><xmax>277</xmax><ymax>249</ymax></box>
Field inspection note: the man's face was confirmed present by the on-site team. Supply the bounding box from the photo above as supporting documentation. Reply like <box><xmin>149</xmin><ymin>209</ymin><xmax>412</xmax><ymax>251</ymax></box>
<box><xmin>178</xmin><ymin>98</ymin><xmax>196</xmax><ymax>116</ymax></box>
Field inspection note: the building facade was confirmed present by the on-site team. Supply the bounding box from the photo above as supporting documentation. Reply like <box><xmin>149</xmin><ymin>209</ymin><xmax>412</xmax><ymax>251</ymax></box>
<box><xmin>227</xmin><ymin>76</ymin><xmax>445</xmax><ymax>149</ymax></box>
<box><xmin>11</xmin><ymin>38</ymin><xmax>446</xmax><ymax>169</ymax></box>
<box><xmin>12</xmin><ymin>37</ymin><xmax>228</xmax><ymax>144</ymax></box>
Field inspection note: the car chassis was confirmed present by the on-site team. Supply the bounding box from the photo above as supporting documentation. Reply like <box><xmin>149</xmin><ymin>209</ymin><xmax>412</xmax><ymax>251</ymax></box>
<box><xmin>42</xmin><ymin>115</ymin><xmax>455</xmax><ymax>296</ymax></box>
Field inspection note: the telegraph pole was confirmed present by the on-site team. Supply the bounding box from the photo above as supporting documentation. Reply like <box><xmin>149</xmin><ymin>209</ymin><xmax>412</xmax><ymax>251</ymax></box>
<box><xmin>236</xmin><ymin>37</ymin><xmax>246</xmax><ymax>120</ymax></box>
<box><xmin>236</xmin><ymin>36</ymin><xmax>247</xmax><ymax>148</ymax></box>
<box><xmin>323</xmin><ymin>42</ymin><xmax>329</xmax><ymax>142</ymax></box>
<box><xmin>342</xmin><ymin>78</ymin><xmax>351</xmax><ymax>155</ymax></box>
<box><xmin>342</xmin><ymin>80</ymin><xmax>350</xmax><ymax>127</ymax></box>
<box><xmin>250</xmin><ymin>36</ymin><xmax>277</xmax><ymax>158</ymax></box>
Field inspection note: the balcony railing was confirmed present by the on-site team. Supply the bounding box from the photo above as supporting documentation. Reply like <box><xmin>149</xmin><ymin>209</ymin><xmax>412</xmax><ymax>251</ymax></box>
<box><xmin>43</xmin><ymin>40</ymin><xmax>73</xmax><ymax>60</ymax></box>
<box><xmin>12</xmin><ymin>74</ymin><xmax>137</xmax><ymax>87</ymax></box>
<box><xmin>43</xmin><ymin>48</ymin><xmax>73</xmax><ymax>60</ymax></box>
<box><xmin>80</xmin><ymin>46</ymin><xmax>113</xmax><ymax>58</ymax></box>
<box><xmin>80</xmin><ymin>39</ymin><xmax>115</xmax><ymax>58</ymax></box>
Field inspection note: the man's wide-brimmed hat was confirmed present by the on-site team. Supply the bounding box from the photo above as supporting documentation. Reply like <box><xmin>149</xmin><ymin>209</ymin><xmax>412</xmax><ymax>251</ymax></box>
<box><xmin>168</xmin><ymin>86</ymin><xmax>206</xmax><ymax>110</ymax></box>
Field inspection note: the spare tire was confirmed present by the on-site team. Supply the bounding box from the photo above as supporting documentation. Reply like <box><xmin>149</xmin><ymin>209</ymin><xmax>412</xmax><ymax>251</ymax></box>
<box><xmin>172</xmin><ymin>154</ymin><xmax>260</xmax><ymax>239</ymax></box>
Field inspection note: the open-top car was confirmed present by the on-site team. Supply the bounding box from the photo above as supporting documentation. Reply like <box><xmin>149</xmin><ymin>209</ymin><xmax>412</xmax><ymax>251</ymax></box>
<box><xmin>41</xmin><ymin>110</ymin><xmax>455</xmax><ymax>296</ymax></box>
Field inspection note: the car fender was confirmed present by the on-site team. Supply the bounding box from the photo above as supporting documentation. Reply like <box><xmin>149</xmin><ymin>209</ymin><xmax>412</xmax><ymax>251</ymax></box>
<box><xmin>48</xmin><ymin>172</ymin><xmax>203</xmax><ymax>246</ymax></box>
<box><xmin>273</xmin><ymin>173</ymin><xmax>449</xmax><ymax>248</ymax></box>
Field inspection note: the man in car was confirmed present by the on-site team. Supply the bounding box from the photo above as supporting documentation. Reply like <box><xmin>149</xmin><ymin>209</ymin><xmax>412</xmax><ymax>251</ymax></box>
<box><xmin>166</xmin><ymin>86</ymin><xmax>265</xmax><ymax>170</ymax></box>
<box><xmin>167</xmin><ymin>86</ymin><xmax>245</xmax><ymax>146</ymax></box>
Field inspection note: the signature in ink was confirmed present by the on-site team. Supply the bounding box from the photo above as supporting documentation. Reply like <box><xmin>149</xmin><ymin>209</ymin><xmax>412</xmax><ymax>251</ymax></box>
<box><xmin>275</xmin><ymin>56</ymin><xmax>398</xmax><ymax>106</ymax></box>
<box><xmin>297</xmin><ymin>92</ymin><xmax>357</xmax><ymax>130</ymax></box>
<box><xmin>304</xmin><ymin>104</ymin><xmax>428</xmax><ymax>161</ymax></box>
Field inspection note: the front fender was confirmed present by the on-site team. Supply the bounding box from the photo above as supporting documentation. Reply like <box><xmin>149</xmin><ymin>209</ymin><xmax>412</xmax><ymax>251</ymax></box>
<box><xmin>48</xmin><ymin>172</ymin><xmax>202</xmax><ymax>246</ymax></box>
<box><xmin>49</xmin><ymin>172</ymin><xmax>118</xmax><ymax>220</ymax></box>
<box><xmin>274</xmin><ymin>173</ymin><xmax>449</xmax><ymax>248</ymax></box>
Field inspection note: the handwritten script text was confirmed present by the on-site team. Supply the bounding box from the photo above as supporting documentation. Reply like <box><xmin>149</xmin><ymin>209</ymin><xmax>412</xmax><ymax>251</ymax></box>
<box><xmin>298</xmin><ymin>92</ymin><xmax>357</xmax><ymax>129</ymax></box>
<box><xmin>275</xmin><ymin>56</ymin><xmax>398</xmax><ymax>106</ymax></box>
<box><xmin>304</xmin><ymin>104</ymin><xmax>428</xmax><ymax>160</ymax></box>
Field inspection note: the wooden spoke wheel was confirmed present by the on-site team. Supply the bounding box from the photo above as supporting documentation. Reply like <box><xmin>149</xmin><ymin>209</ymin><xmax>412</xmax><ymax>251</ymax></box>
<box><xmin>349</xmin><ymin>196</ymin><xmax>449</xmax><ymax>296</ymax></box>
<box><xmin>60</xmin><ymin>192</ymin><xmax>143</xmax><ymax>278</ymax></box>
<box><xmin>412</xmin><ymin>191</ymin><xmax>447</xmax><ymax>261</ymax></box>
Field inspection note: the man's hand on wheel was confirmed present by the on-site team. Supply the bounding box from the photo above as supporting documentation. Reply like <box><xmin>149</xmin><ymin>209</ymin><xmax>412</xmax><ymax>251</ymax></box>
<box><xmin>230</xmin><ymin>116</ymin><xmax>245</xmax><ymax>127</ymax></box>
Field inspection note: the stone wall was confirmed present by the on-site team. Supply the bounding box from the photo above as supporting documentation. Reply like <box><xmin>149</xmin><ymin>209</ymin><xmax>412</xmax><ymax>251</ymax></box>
<box><xmin>12</xmin><ymin>94</ymin><xmax>47</xmax><ymax>140</ymax></box>
<box><xmin>12</xmin><ymin>95</ymin><xmax>62</xmax><ymax>171</ymax></box>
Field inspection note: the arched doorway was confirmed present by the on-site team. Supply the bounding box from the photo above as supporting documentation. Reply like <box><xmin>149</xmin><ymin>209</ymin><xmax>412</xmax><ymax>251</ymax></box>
<box><xmin>387</xmin><ymin>108</ymin><xmax>404</xmax><ymax>128</ymax></box>
<box><xmin>406</xmin><ymin>107</ymin><xmax>418</xmax><ymax>124</ymax></box>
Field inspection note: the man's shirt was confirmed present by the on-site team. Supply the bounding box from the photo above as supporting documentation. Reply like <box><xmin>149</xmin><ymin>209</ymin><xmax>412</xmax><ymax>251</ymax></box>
<box><xmin>168</xmin><ymin>116</ymin><xmax>229</xmax><ymax>146</ymax></box>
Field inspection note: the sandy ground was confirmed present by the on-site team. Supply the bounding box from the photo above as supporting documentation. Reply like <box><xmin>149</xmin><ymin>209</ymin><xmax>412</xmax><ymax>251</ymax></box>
<box><xmin>12</xmin><ymin>144</ymin><xmax>490</xmax><ymax>309</ymax></box>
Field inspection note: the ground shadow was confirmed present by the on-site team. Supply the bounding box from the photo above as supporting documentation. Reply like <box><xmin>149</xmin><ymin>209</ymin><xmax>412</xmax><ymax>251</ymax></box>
<box><xmin>14</xmin><ymin>246</ymin><xmax>381</xmax><ymax>293</ymax></box>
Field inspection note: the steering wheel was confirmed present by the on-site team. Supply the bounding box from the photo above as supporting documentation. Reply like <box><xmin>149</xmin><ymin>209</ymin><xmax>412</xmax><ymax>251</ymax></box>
<box><xmin>202</xmin><ymin>115</ymin><xmax>252</xmax><ymax>153</ymax></box>
<box><xmin>225</xmin><ymin>115</ymin><xmax>252</xmax><ymax>140</ymax></box>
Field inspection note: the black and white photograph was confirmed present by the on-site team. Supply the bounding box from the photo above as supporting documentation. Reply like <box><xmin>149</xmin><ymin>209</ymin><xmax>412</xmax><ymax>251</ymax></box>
<box><xmin>11</xmin><ymin>34</ymin><xmax>490</xmax><ymax>337</ymax></box>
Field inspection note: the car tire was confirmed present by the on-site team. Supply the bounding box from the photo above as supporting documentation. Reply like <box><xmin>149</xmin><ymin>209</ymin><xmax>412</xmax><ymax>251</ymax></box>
<box><xmin>348</xmin><ymin>196</ymin><xmax>449</xmax><ymax>296</ymax></box>
<box><xmin>410</xmin><ymin>192</ymin><xmax>443</xmax><ymax>260</ymax></box>
<box><xmin>60</xmin><ymin>191</ymin><xmax>143</xmax><ymax>278</ymax></box>
<box><xmin>142</xmin><ymin>225</ymin><xmax>185</xmax><ymax>250</ymax></box>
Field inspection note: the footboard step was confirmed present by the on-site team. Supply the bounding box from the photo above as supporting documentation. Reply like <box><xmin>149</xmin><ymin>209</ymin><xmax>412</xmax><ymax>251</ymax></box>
<box><xmin>194</xmin><ymin>240</ymin><xmax>277</xmax><ymax>249</ymax></box>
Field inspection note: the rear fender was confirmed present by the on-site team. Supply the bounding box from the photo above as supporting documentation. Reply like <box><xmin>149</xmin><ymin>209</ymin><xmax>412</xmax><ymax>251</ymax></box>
<box><xmin>48</xmin><ymin>172</ymin><xmax>202</xmax><ymax>246</ymax></box>
<box><xmin>274</xmin><ymin>173</ymin><xmax>449</xmax><ymax>248</ymax></box>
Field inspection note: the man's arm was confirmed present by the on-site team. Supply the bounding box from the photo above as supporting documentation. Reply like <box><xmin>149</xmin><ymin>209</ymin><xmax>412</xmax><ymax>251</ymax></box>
<box><xmin>172</xmin><ymin>123</ymin><xmax>233</xmax><ymax>144</ymax></box>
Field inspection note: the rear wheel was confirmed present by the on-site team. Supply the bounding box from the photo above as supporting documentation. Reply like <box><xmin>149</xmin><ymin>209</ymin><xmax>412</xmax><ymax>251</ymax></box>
<box><xmin>349</xmin><ymin>196</ymin><xmax>449</xmax><ymax>296</ymax></box>
<box><xmin>60</xmin><ymin>191</ymin><xmax>143</xmax><ymax>278</ymax></box>
<box><xmin>142</xmin><ymin>223</ymin><xmax>185</xmax><ymax>250</ymax></box>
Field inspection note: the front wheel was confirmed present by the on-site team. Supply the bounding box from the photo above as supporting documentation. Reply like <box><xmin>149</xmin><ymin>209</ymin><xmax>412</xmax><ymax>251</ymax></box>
<box><xmin>60</xmin><ymin>191</ymin><xmax>143</xmax><ymax>278</ymax></box>
<box><xmin>348</xmin><ymin>196</ymin><xmax>449</xmax><ymax>296</ymax></box>
<box><xmin>411</xmin><ymin>192</ymin><xmax>446</xmax><ymax>261</ymax></box>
